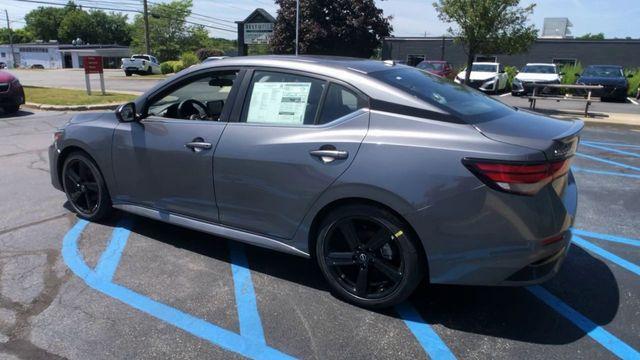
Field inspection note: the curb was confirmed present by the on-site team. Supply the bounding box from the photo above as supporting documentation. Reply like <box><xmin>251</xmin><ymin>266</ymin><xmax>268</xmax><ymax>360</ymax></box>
<box><xmin>24</xmin><ymin>102</ymin><xmax>122</xmax><ymax>111</ymax></box>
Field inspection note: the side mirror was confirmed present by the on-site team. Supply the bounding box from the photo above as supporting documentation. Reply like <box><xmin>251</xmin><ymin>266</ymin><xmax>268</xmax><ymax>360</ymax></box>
<box><xmin>116</xmin><ymin>102</ymin><xmax>137</xmax><ymax>122</ymax></box>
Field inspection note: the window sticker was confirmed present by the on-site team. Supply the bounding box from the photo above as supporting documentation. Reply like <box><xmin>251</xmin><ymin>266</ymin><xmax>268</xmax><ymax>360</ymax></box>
<box><xmin>246</xmin><ymin>82</ymin><xmax>312</xmax><ymax>124</ymax></box>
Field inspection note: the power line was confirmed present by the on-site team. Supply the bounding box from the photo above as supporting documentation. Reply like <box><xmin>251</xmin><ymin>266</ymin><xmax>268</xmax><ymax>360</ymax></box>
<box><xmin>8</xmin><ymin>0</ymin><xmax>236</xmax><ymax>33</ymax></box>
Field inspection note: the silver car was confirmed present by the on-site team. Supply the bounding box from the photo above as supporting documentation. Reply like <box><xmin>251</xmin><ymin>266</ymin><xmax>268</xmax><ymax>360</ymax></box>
<box><xmin>49</xmin><ymin>56</ymin><xmax>582</xmax><ymax>308</ymax></box>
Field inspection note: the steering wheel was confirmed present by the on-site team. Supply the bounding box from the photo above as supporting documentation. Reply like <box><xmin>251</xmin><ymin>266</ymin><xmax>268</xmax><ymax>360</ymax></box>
<box><xmin>177</xmin><ymin>99</ymin><xmax>208</xmax><ymax>120</ymax></box>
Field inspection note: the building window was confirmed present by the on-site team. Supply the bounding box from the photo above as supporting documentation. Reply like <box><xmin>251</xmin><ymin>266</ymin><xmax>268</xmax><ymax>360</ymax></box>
<box><xmin>552</xmin><ymin>58</ymin><xmax>577</xmax><ymax>67</ymax></box>
<box><xmin>0</xmin><ymin>52</ymin><xmax>5</xmax><ymax>58</ymax></box>
<box><xmin>475</xmin><ymin>55</ymin><xmax>497</xmax><ymax>63</ymax></box>
<box><xmin>406</xmin><ymin>54</ymin><xmax>425</xmax><ymax>67</ymax></box>
<box><xmin>18</xmin><ymin>47</ymin><xmax>48</xmax><ymax>53</ymax></box>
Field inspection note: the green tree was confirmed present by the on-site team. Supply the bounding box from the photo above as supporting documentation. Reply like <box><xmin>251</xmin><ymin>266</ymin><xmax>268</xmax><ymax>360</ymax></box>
<box><xmin>433</xmin><ymin>0</ymin><xmax>538</xmax><ymax>82</ymax></box>
<box><xmin>88</xmin><ymin>11</ymin><xmax>132</xmax><ymax>45</ymax></box>
<box><xmin>24</xmin><ymin>2</ymin><xmax>77</xmax><ymax>41</ymax></box>
<box><xmin>270</xmin><ymin>0</ymin><xmax>392</xmax><ymax>58</ymax></box>
<box><xmin>58</xmin><ymin>9</ymin><xmax>94</xmax><ymax>43</ymax></box>
<box><xmin>578</xmin><ymin>33</ymin><xmax>605</xmax><ymax>40</ymax></box>
<box><xmin>130</xmin><ymin>0</ymin><xmax>208</xmax><ymax>61</ymax></box>
<box><xmin>0</xmin><ymin>28</ymin><xmax>35</xmax><ymax>44</ymax></box>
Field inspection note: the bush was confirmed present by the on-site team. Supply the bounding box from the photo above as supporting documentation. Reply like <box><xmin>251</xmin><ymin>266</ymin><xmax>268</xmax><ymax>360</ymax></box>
<box><xmin>504</xmin><ymin>65</ymin><xmax>518</xmax><ymax>90</ymax></box>
<box><xmin>559</xmin><ymin>63</ymin><xmax>584</xmax><ymax>94</ymax></box>
<box><xmin>172</xmin><ymin>61</ymin><xmax>186</xmax><ymax>73</ymax></box>
<box><xmin>179</xmin><ymin>52</ymin><xmax>198</xmax><ymax>68</ymax></box>
<box><xmin>195</xmin><ymin>48</ymin><xmax>225</xmax><ymax>62</ymax></box>
<box><xmin>160</xmin><ymin>61</ymin><xmax>175</xmax><ymax>74</ymax></box>
<box><xmin>625</xmin><ymin>68</ymin><xmax>640</xmax><ymax>97</ymax></box>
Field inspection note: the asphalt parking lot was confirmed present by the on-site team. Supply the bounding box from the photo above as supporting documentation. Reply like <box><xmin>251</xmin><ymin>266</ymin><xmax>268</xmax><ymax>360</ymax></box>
<box><xmin>1</xmin><ymin>110</ymin><xmax>639</xmax><ymax>359</ymax></box>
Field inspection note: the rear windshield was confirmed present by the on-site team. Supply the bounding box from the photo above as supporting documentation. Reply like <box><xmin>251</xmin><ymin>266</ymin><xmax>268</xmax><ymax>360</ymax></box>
<box><xmin>582</xmin><ymin>66</ymin><xmax>624</xmax><ymax>78</ymax></box>
<box><xmin>369</xmin><ymin>67</ymin><xmax>514</xmax><ymax>123</ymax></box>
<box><xmin>132</xmin><ymin>55</ymin><xmax>149</xmax><ymax>60</ymax></box>
<box><xmin>521</xmin><ymin>65</ymin><xmax>556</xmax><ymax>74</ymax></box>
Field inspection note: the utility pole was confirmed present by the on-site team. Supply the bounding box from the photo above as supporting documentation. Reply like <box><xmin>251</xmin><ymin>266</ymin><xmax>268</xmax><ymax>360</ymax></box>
<box><xmin>4</xmin><ymin>10</ymin><xmax>15</xmax><ymax>68</ymax></box>
<box><xmin>295</xmin><ymin>0</ymin><xmax>299</xmax><ymax>55</ymax></box>
<box><xmin>142</xmin><ymin>0</ymin><xmax>151</xmax><ymax>54</ymax></box>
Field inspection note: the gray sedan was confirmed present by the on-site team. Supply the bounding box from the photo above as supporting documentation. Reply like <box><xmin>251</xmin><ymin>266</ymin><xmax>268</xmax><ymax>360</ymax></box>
<box><xmin>48</xmin><ymin>56</ymin><xmax>582</xmax><ymax>308</ymax></box>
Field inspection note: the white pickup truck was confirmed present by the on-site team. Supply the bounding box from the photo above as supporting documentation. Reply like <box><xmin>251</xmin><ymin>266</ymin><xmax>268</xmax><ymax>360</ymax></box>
<box><xmin>121</xmin><ymin>54</ymin><xmax>161</xmax><ymax>76</ymax></box>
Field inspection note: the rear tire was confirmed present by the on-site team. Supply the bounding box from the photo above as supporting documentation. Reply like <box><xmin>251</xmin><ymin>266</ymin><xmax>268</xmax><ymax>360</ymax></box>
<box><xmin>62</xmin><ymin>152</ymin><xmax>112</xmax><ymax>221</ymax></box>
<box><xmin>146</xmin><ymin>66</ymin><xmax>153</xmax><ymax>75</ymax></box>
<box><xmin>3</xmin><ymin>104</ymin><xmax>19</xmax><ymax>114</ymax></box>
<box><xmin>315</xmin><ymin>204</ymin><xmax>425</xmax><ymax>309</ymax></box>
<box><xmin>125</xmin><ymin>71</ymin><xmax>132</xmax><ymax>77</ymax></box>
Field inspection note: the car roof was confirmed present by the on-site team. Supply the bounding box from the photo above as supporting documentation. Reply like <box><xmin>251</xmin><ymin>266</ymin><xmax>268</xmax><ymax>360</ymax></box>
<box><xmin>422</xmin><ymin>60</ymin><xmax>448</xmax><ymax>64</ymax></box>
<box><xmin>525</xmin><ymin>63</ymin><xmax>556</xmax><ymax>66</ymax></box>
<box><xmin>143</xmin><ymin>55</ymin><xmax>450</xmax><ymax>116</ymax></box>
<box><xmin>473</xmin><ymin>62</ymin><xmax>499</xmax><ymax>65</ymax></box>
<box><xmin>586</xmin><ymin>64</ymin><xmax>623</xmax><ymax>68</ymax></box>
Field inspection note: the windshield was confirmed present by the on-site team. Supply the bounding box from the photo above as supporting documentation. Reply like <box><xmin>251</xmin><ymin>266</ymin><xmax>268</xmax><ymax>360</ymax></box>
<box><xmin>132</xmin><ymin>55</ymin><xmax>149</xmax><ymax>60</ymax></box>
<box><xmin>416</xmin><ymin>62</ymin><xmax>436</xmax><ymax>71</ymax></box>
<box><xmin>521</xmin><ymin>65</ymin><xmax>556</xmax><ymax>74</ymax></box>
<box><xmin>471</xmin><ymin>64</ymin><xmax>497</xmax><ymax>72</ymax></box>
<box><xmin>582</xmin><ymin>66</ymin><xmax>624</xmax><ymax>78</ymax></box>
<box><xmin>370</xmin><ymin>67</ymin><xmax>514</xmax><ymax>123</ymax></box>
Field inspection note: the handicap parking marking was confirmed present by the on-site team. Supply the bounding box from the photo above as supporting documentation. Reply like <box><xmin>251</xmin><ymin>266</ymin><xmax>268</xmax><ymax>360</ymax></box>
<box><xmin>572</xmin><ymin>166</ymin><xmax>640</xmax><ymax>179</ymax></box>
<box><xmin>572</xmin><ymin>235</ymin><xmax>640</xmax><ymax>277</ymax></box>
<box><xmin>580</xmin><ymin>142</ymin><xmax>640</xmax><ymax>159</ymax></box>
<box><xmin>573</xmin><ymin>229</ymin><xmax>640</xmax><ymax>248</ymax></box>
<box><xmin>94</xmin><ymin>218</ymin><xmax>133</xmax><ymax>281</ymax></box>
<box><xmin>396</xmin><ymin>302</ymin><xmax>457</xmax><ymax>360</ymax></box>
<box><xmin>527</xmin><ymin>285</ymin><xmax>640</xmax><ymax>360</ymax></box>
<box><xmin>581</xmin><ymin>140</ymin><xmax>640</xmax><ymax>150</ymax></box>
<box><xmin>229</xmin><ymin>242</ymin><xmax>267</xmax><ymax>345</ymax></box>
<box><xmin>575</xmin><ymin>153</ymin><xmax>640</xmax><ymax>173</ymax></box>
<box><xmin>62</xmin><ymin>219</ymin><xmax>295</xmax><ymax>360</ymax></box>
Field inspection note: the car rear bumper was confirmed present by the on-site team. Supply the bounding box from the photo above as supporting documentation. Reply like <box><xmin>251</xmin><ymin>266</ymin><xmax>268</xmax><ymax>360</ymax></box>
<box><xmin>405</xmin><ymin>170</ymin><xmax>577</xmax><ymax>286</ymax></box>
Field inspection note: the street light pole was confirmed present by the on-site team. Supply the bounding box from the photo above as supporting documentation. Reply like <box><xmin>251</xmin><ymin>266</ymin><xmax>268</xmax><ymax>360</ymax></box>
<box><xmin>4</xmin><ymin>10</ymin><xmax>15</xmax><ymax>68</ymax></box>
<box><xmin>295</xmin><ymin>0</ymin><xmax>299</xmax><ymax>55</ymax></box>
<box><xmin>142</xmin><ymin>0</ymin><xmax>151</xmax><ymax>54</ymax></box>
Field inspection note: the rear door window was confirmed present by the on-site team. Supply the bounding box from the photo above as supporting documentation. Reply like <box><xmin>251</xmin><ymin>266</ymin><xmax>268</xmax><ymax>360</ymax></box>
<box><xmin>317</xmin><ymin>83</ymin><xmax>367</xmax><ymax>125</ymax></box>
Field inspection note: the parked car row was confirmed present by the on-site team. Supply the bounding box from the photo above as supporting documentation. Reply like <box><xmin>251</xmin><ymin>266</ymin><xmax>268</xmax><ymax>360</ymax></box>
<box><xmin>413</xmin><ymin>59</ymin><xmax>635</xmax><ymax>101</ymax></box>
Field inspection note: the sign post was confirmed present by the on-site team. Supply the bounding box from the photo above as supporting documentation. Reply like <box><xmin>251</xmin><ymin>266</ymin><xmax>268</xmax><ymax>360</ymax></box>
<box><xmin>83</xmin><ymin>56</ymin><xmax>105</xmax><ymax>96</ymax></box>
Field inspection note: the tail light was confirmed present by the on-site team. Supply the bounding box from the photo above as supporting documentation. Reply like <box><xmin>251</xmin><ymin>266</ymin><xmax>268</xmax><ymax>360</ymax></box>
<box><xmin>463</xmin><ymin>158</ymin><xmax>572</xmax><ymax>195</ymax></box>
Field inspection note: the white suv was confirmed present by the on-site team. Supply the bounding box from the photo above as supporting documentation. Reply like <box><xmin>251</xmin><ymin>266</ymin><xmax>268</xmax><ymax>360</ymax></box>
<box><xmin>454</xmin><ymin>62</ymin><xmax>509</xmax><ymax>93</ymax></box>
<box><xmin>512</xmin><ymin>63</ymin><xmax>562</xmax><ymax>96</ymax></box>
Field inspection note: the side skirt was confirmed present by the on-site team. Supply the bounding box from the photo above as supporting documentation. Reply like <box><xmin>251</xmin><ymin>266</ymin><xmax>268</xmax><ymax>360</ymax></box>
<box><xmin>113</xmin><ymin>203</ymin><xmax>310</xmax><ymax>258</ymax></box>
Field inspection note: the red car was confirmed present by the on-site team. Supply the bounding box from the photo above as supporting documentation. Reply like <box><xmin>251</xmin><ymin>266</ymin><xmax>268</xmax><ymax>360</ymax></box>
<box><xmin>416</xmin><ymin>60</ymin><xmax>454</xmax><ymax>78</ymax></box>
<box><xmin>0</xmin><ymin>71</ymin><xmax>25</xmax><ymax>114</ymax></box>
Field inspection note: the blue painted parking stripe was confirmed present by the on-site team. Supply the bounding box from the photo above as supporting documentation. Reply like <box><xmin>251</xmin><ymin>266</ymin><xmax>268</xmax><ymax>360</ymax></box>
<box><xmin>62</xmin><ymin>220</ymin><xmax>294</xmax><ymax>359</ymax></box>
<box><xmin>576</xmin><ymin>153</ymin><xmax>640</xmax><ymax>172</ymax></box>
<box><xmin>396</xmin><ymin>302</ymin><xmax>457</xmax><ymax>360</ymax></box>
<box><xmin>580</xmin><ymin>142</ymin><xmax>640</xmax><ymax>159</ymax></box>
<box><xmin>573</xmin><ymin>229</ymin><xmax>640</xmax><ymax>247</ymax></box>
<box><xmin>572</xmin><ymin>166</ymin><xmax>640</xmax><ymax>179</ymax></box>
<box><xmin>94</xmin><ymin>218</ymin><xmax>132</xmax><ymax>281</ymax></box>
<box><xmin>573</xmin><ymin>235</ymin><xmax>640</xmax><ymax>276</ymax></box>
<box><xmin>229</xmin><ymin>242</ymin><xmax>267</xmax><ymax>345</ymax></box>
<box><xmin>527</xmin><ymin>285</ymin><xmax>640</xmax><ymax>359</ymax></box>
<box><xmin>582</xmin><ymin>140</ymin><xmax>640</xmax><ymax>150</ymax></box>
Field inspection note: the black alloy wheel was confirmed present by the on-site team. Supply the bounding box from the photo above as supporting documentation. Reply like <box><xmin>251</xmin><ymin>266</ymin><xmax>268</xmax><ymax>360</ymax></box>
<box><xmin>62</xmin><ymin>152</ymin><xmax>112</xmax><ymax>220</ymax></box>
<box><xmin>316</xmin><ymin>205</ymin><xmax>424</xmax><ymax>308</ymax></box>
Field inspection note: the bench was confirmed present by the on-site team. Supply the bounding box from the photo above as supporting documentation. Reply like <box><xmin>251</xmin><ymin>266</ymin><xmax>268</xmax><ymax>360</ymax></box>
<box><xmin>527</xmin><ymin>84</ymin><xmax>604</xmax><ymax>117</ymax></box>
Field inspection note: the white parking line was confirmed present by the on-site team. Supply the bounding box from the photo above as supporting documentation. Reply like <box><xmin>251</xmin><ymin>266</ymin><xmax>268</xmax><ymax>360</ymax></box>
<box><xmin>499</xmin><ymin>93</ymin><xmax>511</xmax><ymax>97</ymax></box>
<box><xmin>627</xmin><ymin>97</ymin><xmax>639</xmax><ymax>105</ymax></box>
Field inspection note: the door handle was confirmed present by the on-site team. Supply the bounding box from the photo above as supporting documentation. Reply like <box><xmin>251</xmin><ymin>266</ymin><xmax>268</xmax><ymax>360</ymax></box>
<box><xmin>309</xmin><ymin>149</ymin><xmax>349</xmax><ymax>163</ymax></box>
<box><xmin>185</xmin><ymin>140</ymin><xmax>212</xmax><ymax>152</ymax></box>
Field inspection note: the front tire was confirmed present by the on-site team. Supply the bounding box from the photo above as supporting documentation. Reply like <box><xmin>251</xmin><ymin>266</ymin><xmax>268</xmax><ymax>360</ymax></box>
<box><xmin>315</xmin><ymin>204</ymin><xmax>425</xmax><ymax>309</ymax></box>
<box><xmin>125</xmin><ymin>71</ymin><xmax>132</xmax><ymax>77</ymax></box>
<box><xmin>62</xmin><ymin>152</ymin><xmax>112</xmax><ymax>221</ymax></box>
<box><xmin>3</xmin><ymin>104</ymin><xmax>19</xmax><ymax>114</ymax></box>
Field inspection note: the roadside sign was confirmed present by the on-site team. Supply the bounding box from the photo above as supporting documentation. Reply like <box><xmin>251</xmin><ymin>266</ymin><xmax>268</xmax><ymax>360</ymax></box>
<box><xmin>244</xmin><ymin>22</ymin><xmax>273</xmax><ymax>44</ymax></box>
<box><xmin>83</xmin><ymin>56</ymin><xmax>103</xmax><ymax>74</ymax></box>
<box><xmin>82</xmin><ymin>56</ymin><xmax>106</xmax><ymax>96</ymax></box>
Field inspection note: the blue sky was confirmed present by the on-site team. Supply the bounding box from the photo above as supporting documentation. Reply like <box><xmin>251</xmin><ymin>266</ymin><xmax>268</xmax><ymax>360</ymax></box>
<box><xmin>4</xmin><ymin>0</ymin><xmax>640</xmax><ymax>40</ymax></box>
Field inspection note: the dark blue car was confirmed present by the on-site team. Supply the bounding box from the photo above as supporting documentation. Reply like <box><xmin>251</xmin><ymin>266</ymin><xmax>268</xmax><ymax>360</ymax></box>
<box><xmin>577</xmin><ymin>65</ymin><xmax>632</xmax><ymax>101</ymax></box>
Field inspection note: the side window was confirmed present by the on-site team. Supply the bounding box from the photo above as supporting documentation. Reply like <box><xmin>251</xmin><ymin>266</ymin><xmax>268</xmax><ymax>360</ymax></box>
<box><xmin>147</xmin><ymin>70</ymin><xmax>238</xmax><ymax>121</ymax></box>
<box><xmin>243</xmin><ymin>71</ymin><xmax>326</xmax><ymax>125</ymax></box>
<box><xmin>317</xmin><ymin>83</ymin><xmax>367</xmax><ymax>125</ymax></box>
